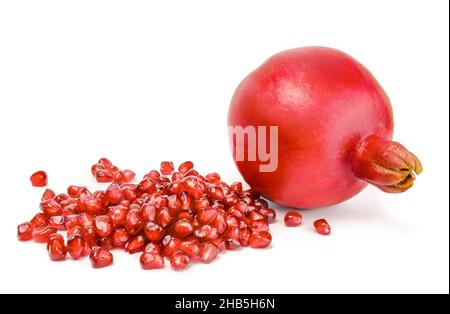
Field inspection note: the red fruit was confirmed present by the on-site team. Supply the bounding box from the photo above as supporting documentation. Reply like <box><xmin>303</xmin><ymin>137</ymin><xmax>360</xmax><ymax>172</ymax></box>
<box><xmin>67</xmin><ymin>234</ymin><xmax>86</xmax><ymax>260</ymax></box>
<box><xmin>140</xmin><ymin>253</ymin><xmax>165</xmax><ymax>270</ymax></box>
<box><xmin>137</xmin><ymin>178</ymin><xmax>156</xmax><ymax>194</ymax></box>
<box><xmin>106</xmin><ymin>184</ymin><xmax>123</xmax><ymax>205</ymax></box>
<box><xmin>160</xmin><ymin>161</ymin><xmax>175</xmax><ymax>175</ymax></box>
<box><xmin>178</xmin><ymin>161</ymin><xmax>194</xmax><ymax>174</ymax></box>
<box><xmin>156</xmin><ymin>207</ymin><xmax>173</xmax><ymax>228</ymax></box>
<box><xmin>93</xmin><ymin>215</ymin><xmax>113</xmax><ymax>237</ymax></box>
<box><xmin>31</xmin><ymin>213</ymin><xmax>48</xmax><ymax>228</ymax></box>
<box><xmin>124</xmin><ymin>209</ymin><xmax>144</xmax><ymax>235</ymax></box>
<box><xmin>90</xmin><ymin>247</ymin><xmax>113</xmax><ymax>268</ymax></box>
<box><xmin>98</xmin><ymin>237</ymin><xmax>113</xmax><ymax>250</ymax></box>
<box><xmin>32</xmin><ymin>226</ymin><xmax>57</xmax><ymax>243</ymax></box>
<box><xmin>83</xmin><ymin>226</ymin><xmax>99</xmax><ymax>247</ymax></box>
<box><xmin>228</xmin><ymin>47</ymin><xmax>422</xmax><ymax>208</ymax></box>
<box><xmin>48</xmin><ymin>216</ymin><xmax>67</xmax><ymax>231</ymax></box>
<box><xmin>122</xmin><ymin>169</ymin><xmax>136</xmax><ymax>182</ymax></box>
<box><xmin>162</xmin><ymin>235</ymin><xmax>182</xmax><ymax>257</ymax></box>
<box><xmin>314</xmin><ymin>219</ymin><xmax>331</xmax><ymax>235</ymax></box>
<box><xmin>144</xmin><ymin>242</ymin><xmax>162</xmax><ymax>254</ymax></box>
<box><xmin>98</xmin><ymin>158</ymin><xmax>113</xmax><ymax>168</ymax></box>
<box><xmin>108</xmin><ymin>205</ymin><xmax>128</xmax><ymax>227</ymax></box>
<box><xmin>173</xmin><ymin>219</ymin><xmax>194</xmax><ymax>239</ymax></box>
<box><xmin>143</xmin><ymin>222</ymin><xmax>165</xmax><ymax>242</ymax></box>
<box><xmin>67</xmin><ymin>226</ymin><xmax>83</xmax><ymax>238</ymax></box>
<box><xmin>199</xmin><ymin>242</ymin><xmax>220</xmax><ymax>264</ymax></box>
<box><xmin>229</xmin><ymin>182</ymin><xmax>243</xmax><ymax>194</ymax></box>
<box><xmin>95</xmin><ymin>170</ymin><xmax>113</xmax><ymax>183</ymax></box>
<box><xmin>205</xmin><ymin>173</ymin><xmax>221</xmax><ymax>184</ymax></box>
<box><xmin>111</xmin><ymin>227</ymin><xmax>130</xmax><ymax>248</ymax></box>
<box><xmin>179</xmin><ymin>237</ymin><xmax>200</xmax><ymax>259</ymax></box>
<box><xmin>259</xmin><ymin>208</ymin><xmax>277</xmax><ymax>224</ymax></box>
<box><xmin>30</xmin><ymin>170</ymin><xmax>48</xmax><ymax>187</ymax></box>
<box><xmin>141</xmin><ymin>204</ymin><xmax>157</xmax><ymax>222</ymax></box>
<box><xmin>239</xmin><ymin>227</ymin><xmax>252</xmax><ymax>247</ymax></box>
<box><xmin>197</xmin><ymin>208</ymin><xmax>218</xmax><ymax>225</ymax></box>
<box><xmin>64</xmin><ymin>214</ymin><xmax>81</xmax><ymax>230</ymax></box>
<box><xmin>169</xmin><ymin>251</ymin><xmax>190</xmax><ymax>270</ymax></box>
<box><xmin>39</xmin><ymin>199</ymin><xmax>62</xmax><ymax>217</ymax></box>
<box><xmin>91</xmin><ymin>163</ymin><xmax>104</xmax><ymax>176</ymax></box>
<box><xmin>78</xmin><ymin>213</ymin><xmax>94</xmax><ymax>228</ymax></box>
<box><xmin>41</xmin><ymin>189</ymin><xmax>55</xmax><ymax>201</ymax></box>
<box><xmin>47</xmin><ymin>234</ymin><xmax>67</xmax><ymax>261</ymax></box>
<box><xmin>249</xmin><ymin>231</ymin><xmax>272</xmax><ymax>249</ymax></box>
<box><xmin>284</xmin><ymin>210</ymin><xmax>303</xmax><ymax>227</ymax></box>
<box><xmin>17</xmin><ymin>222</ymin><xmax>34</xmax><ymax>241</ymax></box>
<box><xmin>126</xmin><ymin>235</ymin><xmax>146</xmax><ymax>254</ymax></box>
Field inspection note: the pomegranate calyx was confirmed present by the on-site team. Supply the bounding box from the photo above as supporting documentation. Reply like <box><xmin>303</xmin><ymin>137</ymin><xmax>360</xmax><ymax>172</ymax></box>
<box><xmin>351</xmin><ymin>135</ymin><xmax>422</xmax><ymax>193</ymax></box>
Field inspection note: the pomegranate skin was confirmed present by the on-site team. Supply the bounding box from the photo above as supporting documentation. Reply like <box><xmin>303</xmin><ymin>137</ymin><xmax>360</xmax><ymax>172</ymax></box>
<box><xmin>228</xmin><ymin>47</ymin><xmax>395</xmax><ymax>208</ymax></box>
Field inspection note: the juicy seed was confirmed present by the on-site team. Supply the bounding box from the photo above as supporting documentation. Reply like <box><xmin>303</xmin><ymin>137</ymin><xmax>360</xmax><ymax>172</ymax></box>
<box><xmin>314</xmin><ymin>219</ymin><xmax>331</xmax><ymax>235</ymax></box>
<box><xmin>284</xmin><ymin>210</ymin><xmax>303</xmax><ymax>227</ymax></box>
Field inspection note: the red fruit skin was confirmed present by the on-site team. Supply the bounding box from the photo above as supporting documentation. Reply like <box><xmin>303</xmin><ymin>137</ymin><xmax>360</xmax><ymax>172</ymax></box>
<box><xmin>228</xmin><ymin>47</ymin><xmax>421</xmax><ymax>209</ymax></box>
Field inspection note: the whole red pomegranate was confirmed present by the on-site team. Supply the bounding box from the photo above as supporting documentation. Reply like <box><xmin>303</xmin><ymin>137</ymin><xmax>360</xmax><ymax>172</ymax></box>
<box><xmin>228</xmin><ymin>47</ymin><xmax>422</xmax><ymax>209</ymax></box>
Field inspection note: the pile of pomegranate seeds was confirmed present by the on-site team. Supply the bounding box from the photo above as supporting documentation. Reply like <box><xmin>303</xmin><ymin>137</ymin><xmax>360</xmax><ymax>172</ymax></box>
<box><xmin>30</xmin><ymin>171</ymin><xmax>48</xmax><ymax>187</ymax></box>
<box><xmin>19</xmin><ymin>159</ymin><xmax>275</xmax><ymax>270</ymax></box>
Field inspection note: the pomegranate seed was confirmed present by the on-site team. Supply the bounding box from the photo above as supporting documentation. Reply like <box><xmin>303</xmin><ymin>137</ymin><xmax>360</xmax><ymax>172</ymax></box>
<box><xmin>157</xmin><ymin>207</ymin><xmax>173</xmax><ymax>228</ymax></box>
<box><xmin>78</xmin><ymin>213</ymin><xmax>94</xmax><ymax>228</ymax></box>
<box><xmin>17</xmin><ymin>222</ymin><xmax>34</xmax><ymax>241</ymax></box>
<box><xmin>91</xmin><ymin>163</ymin><xmax>104</xmax><ymax>176</ymax></box>
<box><xmin>143</xmin><ymin>222</ymin><xmax>165</xmax><ymax>242</ymax></box>
<box><xmin>160</xmin><ymin>161</ymin><xmax>175</xmax><ymax>175</ymax></box>
<box><xmin>229</xmin><ymin>182</ymin><xmax>243</xmax><ymax>194</ymax></box>
<box><xmin>173</xmin><ymin>219</ymin><xmax>194</xmax><ymax>239</ymax></box>
<box><xmin>90</xmin><ymin>247</ymin><xmax>113</xmax><ymax>268</ymax></box>
<box><xmin>259</xmin><ymin>208</ymin><xmax>277</xmax><ymax>223</ymax></box>
<box><xmin>124</xmin><ymin>208</ymin><xmax>144</xmax><ymax>235</ymax></box>
<box><xmin>48</xmin><ymin>216</ymin><xmax>67</xmax><ymax>231</ymax></box>
<box><xmin>31</xmin><ymin>213</ymin><xmax>48</xmax><ymax>228</ymax></box>
<box><xmin>40</xmin><ymin>199</ymin><xmax>62</xmax><ymax>217</ymax></box>
<box><xmin>98</xmin><ymin>158</ymin><xmax>113</xmax><ymax>168</ymax></box>
<box><xmin>67</xmin><ymin>185</ymin><xmax>86</xmax><ymax>198</ymax></box>
<box><xmin>126</xmin><ymin>235</ymin><xmax>146</xmax><ymax>254</ymax></box>
<box><xmin>249</xmin><ymin>231</ymin><xmax>272</xmax><ymax>249</ymax></box>
<box><xmin>144</xmin><ymin>170</ymin><xmax>160</xmax><ymax>180</ymax></box>
<box><xmin>141</xmin><ymin>204</ymin><xmax>157</xmax><ymax>222</ymax></box>
<box><xmin>64</xmin><ymin>214</ymin><xmax>80</xmax><ymax>230</ymax></box>
<box><xmin>239</xmin><ymin>227</ymin><xmax>252</xmax><ymax>247</ymax></box>
<box><xmin>314</xmin><ymin>219</ymin><xmax>331</xmax><ymax>235</ymax></box>
<box><xmin>67</xmin><ymin>234</ymin><xmax>86</xmax><ymax>260</ymax></box>
<box><xmin>162</xmin><ymin>235</ymin><xmax>182</xmax><ymax>257</ymax></box>
<box><xmin>95</xmin><ymin>170</ymin><xmax>113</xmax><ymax>183</ymax></box>
<box><xmin>168</xmin><ymin>180</ymin><xmax>184</xmax><ymax>195</ymax></box>
<box><xmin>169</xmin><ymin>251</ymin><xmax>190</xmax><ymax>270</ymax></box>
<box><xmin>137</xmin><ymin>179</ymin><xmax>156</xmax><ymax>194</ymax></box>
<box><xmin>205</xmin><ymin>173</ymin><xmax>221</xmax><ymax>184</ymax></box>
<box><xmin>32</xmin><ymin>226</ymin><xmax>57</xmax><ymax>243</ymax></box>
<box><xmin>144</xmin><ymin>242</ymin><xmax>162</xmax><ymax>254</ymax></box>
<box><xmin>98</xmin><ymin>237</ymin><xmax>113</xmax><ymax>250</ymax></box>
<box><xmin>140</xmin><ymin>253</ymin><xmax>165</xmax><ymax>270</ymax></box>
<box><xmin>171</xmin><ymin>172</ymin><xmax>183</xmax><ymax>181</ymax></box>
<box><xmin>251</xmin><ymin>220</ymin><xmax>269</xmax><ymax>233</ymax></box>
<box><xmin>106</xmin><ymin>184</ymin><xmax>123</xmax><ymax>205</ymax></box>
<box><xmin>212</xmin><ymin>237</ymin><xmax>226</xmax><ymax>251</ymax></box>
<box><xmin>197</xmin><ymin>208</ymin><xmax>218</xmax><ymax>225</ymax></box>
<box><xmin>284</xmin><ymin>210</ymin><xmax>302</xmax><ymax>227</ymax></box>
<box><xmin>199</xmin><ymin>242</ymin><xmax>220</xmax><ymax>264</ymax></box>
<box><xmin>178</xmin><ymin>161</ymin><xmax>194</xmax><ymax>174</ymax></box>
<box><xmin>112</xmin><ymin>171</ymin><xmax>124</xmax><ymax>183</ymax></box>
<box><xmin>83</xmin><ymin>226</ymin><xmax>99</xmax><ymax>247</ymax></box>
<box><xmin>30</xmin><ymin>170</ymin><xmax>48</xmax><ymax>187</ymax></box>
<box><xmin>111</xmin><ymin>227</ymin><xmax>130</xmax><ymax>248</ymax></box>
<box><xmin>41</xmin><ymin>189</ymin><xmax>56</xmax><ymax>201</ymax></box>
<box><xmin>94</xmin><ymin>215</ymin><xmax>113</xmax><ymax>237</ymax></box>
<box><xmin>47</xmin><ymin>234</ymin><xmax>67</xmax><ymax>261</ymax></box>
<box><xmin>122</xmin><ymin>169</ymin><xmax>136</xmax><ymax>182</ymax></box>
<box><xmin>179</xmin><ymin>237</ymin><xmax>201</xmax><ymax>259</ymax></box>
<box><xmin>67</xmin><ymin>226</ymin><xmax>83</xmax><ymax>238</ymax></box>
<box><xmin>108</xmin><ymin>205</ymin><xmax>128</xmax><ymax>227</ymax></box>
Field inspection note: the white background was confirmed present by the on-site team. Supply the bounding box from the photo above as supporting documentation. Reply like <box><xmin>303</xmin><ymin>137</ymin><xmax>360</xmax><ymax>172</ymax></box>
<box><xmin>0</xmin><ymin>0</ymin><xmax>448</xmax><ymax>294</ymax></box>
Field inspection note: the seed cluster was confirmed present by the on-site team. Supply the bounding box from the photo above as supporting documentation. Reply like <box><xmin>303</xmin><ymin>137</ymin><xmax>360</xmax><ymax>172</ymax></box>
<box><xmin>19</xmin><ymin>159</ymin><xmax>275</xmax><ymax>270</ymax></box>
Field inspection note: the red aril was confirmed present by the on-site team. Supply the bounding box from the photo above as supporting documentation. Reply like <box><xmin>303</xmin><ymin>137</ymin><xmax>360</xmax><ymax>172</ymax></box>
<box><xmin>32</xmin><ymin>226</ymin><xmax>57</xmax><ymax>243</ymax></box>
<box><xmin>284</xmin><ymin>211</ymin><xmax>303</xmax><ymax>227</ymax></box>
<box><xmin>124</xmin><ymin>209</ymin><xmax>144</xmax><ymax>235</ymax></box>
<box><xmin>173</xmin><ymin>219</ymin><xmax>194</xmax><ymax>239</ymax></box>
<box><xmin>143</xmin><ymin>222</ymin><xmax>165</xmax><ymax>242</ymax></box>
<box><xmin>39</xmin><ymin>199</ymin><xmax>62</xmax><ymax>217</ymax></box>
<box><xmin>31</xmin><ymin>213</ymin><xmax>48</xmax><ymax>228</ymax></box>
<box><xmin>90</xmin><ymin>247</ymin><xmax>113</xmax><ymax>268</ymax></box>
<box><xmin>41</xmin><ymin>189</ymin><xmax>56</xmax><ymax>201</ymax></box>
<box><xmin>67</xmin><ymin>234</ymin><xmax>86</xmax><ymax>260</ymax></box>
<box><xmin>179</xmin><ymin>237</ymin><xmax>200</xmax><ymax>259</ymax></box>
<box><xmin>229</xmin><ymin>47</ymin><xmax>422</xmax><ymax>208</ymax></box>
<box><xmin>169</xmin><ymin>251</ymin><xmax>190</xmax><ymax>270</ymax></box>
<box><xmin>47</xmin><ymin>234</ymin><xmax>67</xmax><ymax>261</ymax></box>
<box><xmin>30</xmin><ymin>170</ymin><xmax>48</xmax><ymax>187</ymax></box>
<box><xmin>17</xmin><ymin>222</ymin><xmax>34</xmax><ymax>241</ymax></box>
<box><xmin>140</xmin><ymin>253</ymin><xmax>165</xmax><ymax>270</ymax></box>
<box><xmin>126</xmin><ymin>235</ymin><xmax>146</xmax><ymax>254</ymax></box>
<box><xmin>178</xmin><ymin>161</ymin><xmax>194</xmax><ymax>174</ymax></box>
<box><xmin>48</xmin><ymin>216</ymin><xmax>67</xmax><ymax>231</ymax></box>
<box><xmin>199</xmin><ymin>242</ymin><xmax>220</xmax><ymax>264</ymax></box>
<box><xmin>314</xmin><ymin>219</ymin><xmax>331</xmax><ymax>235</ymax></box>
<box><xmin>122</xmin><ymin>170</ymin><xmax>136</xmax><ymax>183</ymax></box>
<box><xmin>160</xmin><ymin>161</ymin><xmax>175</xmax><ymax>175</ymax></box>
<box><xmin>106</xmin><ymin>184</ymin><xmax>123</xmax><ymax>205</ymax></box>
<box><xmin>144</xmin><ymin>242</ymin><xmax>162</xmax><ymax>255</ymax></box>
<box><xmin>93</xmin><ymin>215</ymin><xmax>113</xmax><ymax>237</ymax></box>
<box><xmin>249</xmin><ymin>231</ymin><xmax>272</xmax><ymax>249</ymax></box>
<box><xmin>111</xmin><ymin>227</ymin><xmax>130</xmax><ymax>248</ymax></box>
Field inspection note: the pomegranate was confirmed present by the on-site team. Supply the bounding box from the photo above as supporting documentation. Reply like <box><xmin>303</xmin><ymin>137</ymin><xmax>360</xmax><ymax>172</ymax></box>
<box><xmin>30</xmin><ymin>170</ymin><xmax>48</xmax><ymax>187</ymax></box>
<box><xmin>228</xmin><ymin>47</ymin><xmax>422</xmax><ymax>208</ymax></box>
